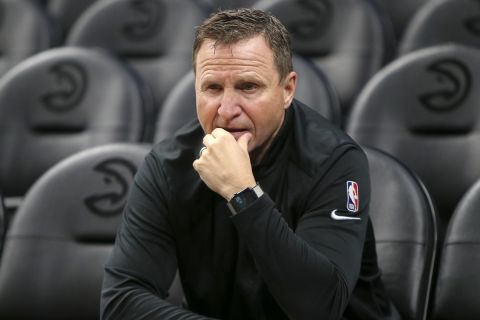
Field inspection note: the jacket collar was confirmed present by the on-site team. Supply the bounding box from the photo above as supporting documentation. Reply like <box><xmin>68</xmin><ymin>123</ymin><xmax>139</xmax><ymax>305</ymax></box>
<box><xmin>252</xmin><ymin>103</ymin><xmax>293</xmax><ymax>177</ymax></box>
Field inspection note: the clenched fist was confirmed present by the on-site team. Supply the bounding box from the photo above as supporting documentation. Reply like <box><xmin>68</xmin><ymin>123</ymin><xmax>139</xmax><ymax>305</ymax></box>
<box><xmin>193</xmin><ymin>128</ymin><xmax>256</xmax><ymax>200</ymax></box>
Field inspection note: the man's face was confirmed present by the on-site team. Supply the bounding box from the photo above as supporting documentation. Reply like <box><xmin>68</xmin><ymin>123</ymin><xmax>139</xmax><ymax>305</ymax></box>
<box><xmin>195</xmin><ymin>36</ymin><xmax>296</xmax><ymax>163</ymax></box>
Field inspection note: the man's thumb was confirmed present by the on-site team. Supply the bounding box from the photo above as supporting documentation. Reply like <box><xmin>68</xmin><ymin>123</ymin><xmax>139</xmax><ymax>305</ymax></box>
<box><xmin>238</xmin><ymin>132</ymin><xmax>252</xmax><ymax>151</ymax></box>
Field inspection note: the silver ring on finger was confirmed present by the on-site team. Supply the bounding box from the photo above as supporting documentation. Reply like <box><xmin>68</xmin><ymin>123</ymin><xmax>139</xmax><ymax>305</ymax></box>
<box><xmin>199</xmin><ymin>146</ymin><xmax>207</xmax><ymax>158</ymax></box>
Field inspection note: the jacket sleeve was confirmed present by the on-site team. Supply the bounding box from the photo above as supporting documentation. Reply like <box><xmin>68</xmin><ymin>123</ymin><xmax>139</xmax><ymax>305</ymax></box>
<box><xmin>231</xmin><ymin>147</ymin><xmax>370</xmax><ymax>320</ymax></box>
<box><xmin>100</xmin><ymin>152</ymin><xmax>216</xmax><ymax>320</ymax></box>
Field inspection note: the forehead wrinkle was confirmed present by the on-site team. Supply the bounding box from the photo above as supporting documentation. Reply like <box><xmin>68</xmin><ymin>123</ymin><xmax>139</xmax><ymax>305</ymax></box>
<box><xmin>199</xmin><ymin>58</ymin><xmax>267</xmax><ymax>71</ymax></box>
<box><xmin>198</xmin><ymin>64</ymin><xmax>271</xmax><ymax>86</ymax></box>
<box><xmin>198</xmin><ymin>56</ymin><xmax>272</xmax><ymax>79</ymax></box>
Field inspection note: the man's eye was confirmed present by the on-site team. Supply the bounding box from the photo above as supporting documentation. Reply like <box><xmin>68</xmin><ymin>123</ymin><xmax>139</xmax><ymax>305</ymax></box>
<box><xmin>241</xmin><ymin>83</ymin><xmax>258</xmax><ymax>91</ymax></box>
<box><xmin>205</xmin><ymin>84</ymin><xmax>222</xmax><ymax>92</ymax></box>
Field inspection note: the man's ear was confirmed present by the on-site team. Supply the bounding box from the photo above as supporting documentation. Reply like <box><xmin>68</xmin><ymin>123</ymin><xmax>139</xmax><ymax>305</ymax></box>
<box><xmin>283</xmin><ymin>71</ymin><xmax>297</xmax><ymax>109</ymax></box>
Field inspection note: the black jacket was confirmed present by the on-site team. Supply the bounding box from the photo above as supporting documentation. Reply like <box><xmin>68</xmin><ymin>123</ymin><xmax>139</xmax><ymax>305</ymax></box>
<box><xmin>101</xmin><ymin>100</ymin><xmax>397</xmax><ymax>319</ymax></box>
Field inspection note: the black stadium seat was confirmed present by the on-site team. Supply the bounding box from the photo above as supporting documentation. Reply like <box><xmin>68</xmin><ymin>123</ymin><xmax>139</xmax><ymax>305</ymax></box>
<box><xmin>375</xmin><ymin>0</ymin><xmax>430</xmax><ymax>42</ymax></box>
<box><xmin>0</xmin><ymin>193</ymin><xmax>4</xmax><ymax>255</ymax></box>
<box><xmin>253</xmin><ymin>0</ymin><xmax>394</xmax><ymax>116</ymax></box>
<box><xmin>66</xmin><ymin>0</ymin><xmax>209</xmax><ymax>139</ymax></box>
<box><xmin>0</xmin><ymin>143</ymin><xmax>151</xmax><ymax>319</ymax></box>
<box><xmin>399</xmin><ymin>0</ymin><xmax>480</xmax><ymax>55</ymax></box>
<box><xmin>431</xmin><ymin>178</ymin><xmax>480</xmax><ymax>320</ymax></box>
<box><xmin>153</xmin><ymin>54</ymin><xmax>341</xmax><ymax>142</ymax></box>
<box><xmin>292</xmin><ymin>55</ymin><xmax>341</xmax><ymax>125</ymax></box>
<box><xmin>0</xmin><ymin>46</ymin><xmax>150</xmax><ymax>212</ymax></box>
<box><xmin>347</xmin><ymin>44</ymin><xmax>480</xmax><ymax>236</ymax></box>
<box><xmin>0</xmin><ymin>0</ymin><xmax>53</xmax><ymax>76</ymax></box>
<box><xmin>364</xmin><ymin>146</ymin><xmax>437</xmax><ymax>320</ymax></box>
<box><xmin>46</xmin><ymin>0</ymin><xmax>99</xmax><ymax>44</ymax></box>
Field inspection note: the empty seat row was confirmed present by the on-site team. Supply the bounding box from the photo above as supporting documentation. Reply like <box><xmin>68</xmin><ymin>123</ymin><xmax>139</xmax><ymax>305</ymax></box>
<box><xmin>347</xmin><ymin>43</ymin><xmax>480</xmax><ymax>237</ymax></box>
<box><xmin>0</xmin><ymin>0</ymin><xmax>395</xmax><ymax>119</ymax></box>
<box><xmin>253</xmin><ymin>0</ymin><xmax>394</xmax><ymax>115</ymax></box>
<box><xmin>66</xmin><ymin>0</ymin><xmax>209</xmax><ymax>123</ymax></box>
<box><xmin>0</xmin><ymin>47</ymin><xmax>149</xmax><ymax>215</ymax></box>
<box><xmin>399</xmin><ymin>0</ymin><xmax>480</xmax><ymax>55</ymax></box>
<box><xmin>0</xmin><ymin>143</ymin><xmax>151</xmax><ymax>319</ymax></box>
<box><xmin>3</xmin><ymin>0</ymin><xmax>476</xmax><ymax>124</ymax></box>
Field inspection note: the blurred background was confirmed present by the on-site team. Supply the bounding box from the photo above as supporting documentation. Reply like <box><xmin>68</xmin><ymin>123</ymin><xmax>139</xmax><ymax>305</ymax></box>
<box><xmin>0</xmin><ymin>0</ymin><xmax>479</xmax><ymax>319</ymax></box>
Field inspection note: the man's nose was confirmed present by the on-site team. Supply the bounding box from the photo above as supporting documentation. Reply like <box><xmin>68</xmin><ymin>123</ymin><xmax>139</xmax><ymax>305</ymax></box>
<box><xmin>217</xmin><ymin>89</ymin><xmax>241</xmax><ymax>119</ymax></box>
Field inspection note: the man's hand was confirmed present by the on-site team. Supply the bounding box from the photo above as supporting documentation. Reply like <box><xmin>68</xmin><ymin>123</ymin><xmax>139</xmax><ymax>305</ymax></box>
<box><xmin>193</xmin><ymin>128</ymin><xmax>256</xmax><ymax>200</ymax></box>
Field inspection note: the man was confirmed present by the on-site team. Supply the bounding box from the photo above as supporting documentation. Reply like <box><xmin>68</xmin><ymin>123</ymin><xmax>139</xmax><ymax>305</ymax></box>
<box><xmin>101</xmin><ymin>8</ymin><xmax>398</xmax><ymax>319</ymax></box>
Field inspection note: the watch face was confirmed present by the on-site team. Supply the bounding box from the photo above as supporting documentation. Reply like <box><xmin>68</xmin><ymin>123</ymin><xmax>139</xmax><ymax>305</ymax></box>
<box><xmin>233</xmin><ymin>188</ymin><xmax>256</xmax><ymax>207</ymax></box>
<box><xmin>229</xmin><ymin>188</ymin><xmax>260</xmax><ymax>214</ymax></box>
<box><xmin>232</xmin><ymin>195</ymin><xmax>247</xmax><ymax>208</ymax></box>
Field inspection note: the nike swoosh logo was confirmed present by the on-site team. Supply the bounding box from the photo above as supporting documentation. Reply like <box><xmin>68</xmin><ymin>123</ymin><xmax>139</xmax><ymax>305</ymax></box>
<box><xmin>330</xmin><ymin>209</ymin><xmax>361</xmax><ymax>221</ymax></box>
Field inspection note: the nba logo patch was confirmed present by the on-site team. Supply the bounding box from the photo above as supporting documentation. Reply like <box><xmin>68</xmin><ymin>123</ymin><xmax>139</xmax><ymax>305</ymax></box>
<box><xmin>346</xmin><ymin>181</ymin><xmax>359</xmax><ymax>212</ymax></box>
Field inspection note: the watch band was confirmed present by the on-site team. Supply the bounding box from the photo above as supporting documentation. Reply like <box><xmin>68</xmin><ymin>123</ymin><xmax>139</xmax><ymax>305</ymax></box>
<box><xmin>227</xmin><ymin>184</ymin><xmax>264</xmax><ymax>215</ymax></box>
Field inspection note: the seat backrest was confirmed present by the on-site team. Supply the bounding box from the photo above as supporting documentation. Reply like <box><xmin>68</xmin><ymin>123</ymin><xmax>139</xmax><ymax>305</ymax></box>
<box><xmin>365</xmin><ymin>146</ymin><xmax>437</xmax><ymax>320</ymax></box>
<box><xmin>66</xmin><ymin>0</ymin><xmax>209</xmax><ymax>136</ymax></box>
<box><xmin>399</xmin><ymin>0</ymin><xmax>480</xmax><ymax>55</ymax></box>
<box><xmin>375</xmin><ymin>0</ymin><xmax>430</xmax><ymax>41</ymax></box>
<box><xmin>0</xmin><ymin>46</ymin><xmax>149</xmax><ymax>204</ymax></box>
<box><xmin>253</xmin><ymin>0</ymin><xmax>393</xmax><ymax>115</ymax></box>
<box><xmin>0</xmin><ymin>0</ymin><xmax>53</xmax><ymax>75</ymax></box>
<box><xmin>347</xmin><ymin>44</ymin><xmax>480</xmax><ymax>234</ymax></box>
<box><xmin>431</xmin><ymin>178</ymin><xmax>480</xmax><ymax>320</ymax></box>
<box><xmin>46</xmin><ymin>0</ymin><xmax>99</xmax><ymax>43</ymax></box>
<box><xmin>153</xmin><ymin>54</ymin><xmax>341</xmax><ymax>142</ymax></box>
<box><xmin>0</xmin><ymin>193</ymin><xmax>4</xmax><ymax>255</ymax></box>
<box><xmin>0</xmin><ymin>143</ymin><xmax>150</xmax><ymax>319</ymax></box>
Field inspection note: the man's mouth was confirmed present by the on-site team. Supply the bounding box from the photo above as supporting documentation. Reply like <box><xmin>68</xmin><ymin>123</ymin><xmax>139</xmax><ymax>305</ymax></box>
<box><xmin>224</xmin><ymin>128</ymin><xmax>248</xmax><ymax>140</ymax></box>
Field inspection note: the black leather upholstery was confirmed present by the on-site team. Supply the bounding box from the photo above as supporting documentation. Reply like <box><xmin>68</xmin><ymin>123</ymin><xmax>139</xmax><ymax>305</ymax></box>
<box><xmin>0</xmin><ymin>143</ymin><xmax>151</xmax><ymax>319</ymax></box>
<box><xmin>365</xmin><ymin>146</ymin><xmax>437</xmax><ymax>320</ymax></box>
<box><xmin>153</xmin><ymin>54</ymin><xmax>341</xmax><ymax>142</ymax></box>
<box><xmin>347</xmin><ymin>44</ymin><xmax>480</xmax><ymax>235</ymax></box>
<box><xmin>399</xmin><ymin>0</ymin><xmax>480</xmax><ymax>55</ymax></box>
<box><xmin>253</xmin><ymin>0</ymin><xmax>392</xmax><ymax>115</ymax></box>
<box><xmin>375</xmin><ymin>0</ymin><xmax>430</xmax><ymax>41</ymax></box>
<box><xmin>153</xmin><ymin>70</ymin><xmax>196</xmax><ymax>143</ymax></box>
<box><xmin>0</xmin><ymin>0</ymin><xmax>53</xmax><ymax>76</ymax></box>
<box><xmin>292</xmin><ymin>55</ymin><xmax>341</xmax><ymax>125</ymax></box>
<box><xmin>431</xmin><ymin>178</ymin><xmax>480</xmax><ymax>320</ymax></box>
<box><xmin>0</xmin><ymin>194</ymin><xmax>4</xmax><ymax>255</ymax></box>
<box><xmin>0</xmin><ymin>47</ymin><xmax>148</xmax><ymax>204</ymax></box>
<box><xmin>66</xmin><ymin>0</ymin><xmax>209</xmax><ymax>138</ymax></box>
<box><xmin>46</xmin><ymin>0</ymin><xmax>98</xmax><ymax>43</ymax></box>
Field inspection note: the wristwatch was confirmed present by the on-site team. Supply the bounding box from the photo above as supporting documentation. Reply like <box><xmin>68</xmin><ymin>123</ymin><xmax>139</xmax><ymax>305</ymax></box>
<box><xmin>227</xmin><ymin>184</ymin><xmax>264</xmax><ymax>215</ymax></box>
